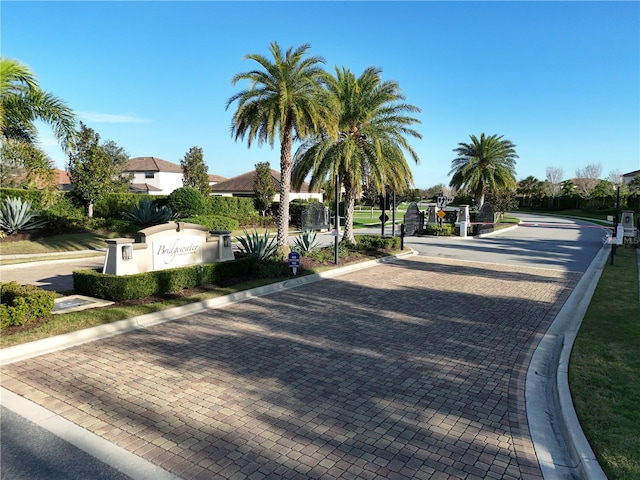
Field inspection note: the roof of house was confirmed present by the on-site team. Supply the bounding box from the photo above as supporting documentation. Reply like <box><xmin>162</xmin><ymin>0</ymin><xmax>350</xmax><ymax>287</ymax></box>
<box><xmin>130</xmin><ymin>183</ymin><xmax>163</xmax><ymax>193</ymax></box>
<box><xmin>211</xmin><ymin>169</ymin><xmax>319</xmax><ymax>194</ymax></box>
<box><xmin>208</xmin><ymin>174</ymin><xmax>227</xmax><ymax>183</ymax></box>
<box><xmin>55</xmin><ymin>169</ymin><xmax>71</xmax><ymax>185</ymax></box>
<box><xmin>126</xmin><ymin>157</ymin><xmax>183</xmax><ymax>173</ymax></box>
<box><xmin>622</xmin><ymin>169</ymin><xmax>640</xmax><ymax>178</ymax></box>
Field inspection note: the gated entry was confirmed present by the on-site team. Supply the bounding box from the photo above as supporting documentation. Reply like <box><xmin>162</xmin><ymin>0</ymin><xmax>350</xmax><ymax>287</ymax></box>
<box><xmin>301</xmin><ymin>203</ymin><xmax>331</xmax><ymax>231</ymax></box>
<box><xmin>403</xmin><ymin>202</ymin><xmax>423</xmax><ymax>236</ymax></box>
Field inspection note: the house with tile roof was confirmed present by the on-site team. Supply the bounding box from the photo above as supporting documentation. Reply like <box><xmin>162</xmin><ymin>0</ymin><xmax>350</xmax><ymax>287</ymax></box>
<box><xmin>211</xmin><ymin>169</ymin><xmax>323</xmax><ymax>202</ymax></box>
<box><xmin>125</xmin><ymin>157</ymin><xmax>185</xmax><ymax>195</ymax></box>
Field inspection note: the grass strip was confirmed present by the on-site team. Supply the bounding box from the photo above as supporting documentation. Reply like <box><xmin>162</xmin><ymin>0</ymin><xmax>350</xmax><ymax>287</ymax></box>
<box><xmin>569</xmin><ymin>247</ymin><xmax>640</xmax><ymax>479</ymax></box>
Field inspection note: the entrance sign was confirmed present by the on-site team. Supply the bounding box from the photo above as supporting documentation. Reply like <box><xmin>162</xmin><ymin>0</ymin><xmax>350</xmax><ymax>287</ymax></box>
<box><xmin>103</xmin><ymin>222</ymin><xmax>234</xmax><ymax>276</ymax></box>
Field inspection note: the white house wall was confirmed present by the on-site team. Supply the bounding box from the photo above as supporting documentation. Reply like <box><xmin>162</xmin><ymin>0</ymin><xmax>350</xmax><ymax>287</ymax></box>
<box><xmin>130</xmin><ymin>171</ymin><xmax>184</xmax><ymax>195</ymax></box>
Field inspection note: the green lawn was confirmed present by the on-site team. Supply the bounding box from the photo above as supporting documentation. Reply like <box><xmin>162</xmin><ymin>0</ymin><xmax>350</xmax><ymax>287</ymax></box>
<box><xmin>0</xmin><ymin>232</ymin><xmax>116</xmax><ymax>256</ymax></box>
<box><xmin>569</xmin><ymin>247</ymin><xmax>640</xmax><ymax>479</ymax></box>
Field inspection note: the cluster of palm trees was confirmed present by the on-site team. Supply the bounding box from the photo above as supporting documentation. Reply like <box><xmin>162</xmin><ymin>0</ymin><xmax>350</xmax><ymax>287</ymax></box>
<box><xmin>226</xmin><ymin>43</ymin><xmax>423</xmax><ymax>248</ymax></box>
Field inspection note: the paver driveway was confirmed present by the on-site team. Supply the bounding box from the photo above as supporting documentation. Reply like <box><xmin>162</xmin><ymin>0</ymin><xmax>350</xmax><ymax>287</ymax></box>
<box><xmin>1</xmin><ymin>256</ymin><xmax>579</xmax><ymax>479</ymax></box>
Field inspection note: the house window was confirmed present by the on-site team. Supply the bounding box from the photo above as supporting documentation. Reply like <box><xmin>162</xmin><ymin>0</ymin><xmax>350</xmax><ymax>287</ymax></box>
<box><xmin>145</xmin><ymin>172</ymin><xmax>155</xmax><ymax>179</ymax></box>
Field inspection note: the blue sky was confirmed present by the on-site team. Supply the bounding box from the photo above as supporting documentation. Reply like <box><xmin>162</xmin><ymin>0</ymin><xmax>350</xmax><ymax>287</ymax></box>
<box><xmin>3</xmin><ymin>1</ymin><xmax>639</xmax><ymax>189</ymax></box>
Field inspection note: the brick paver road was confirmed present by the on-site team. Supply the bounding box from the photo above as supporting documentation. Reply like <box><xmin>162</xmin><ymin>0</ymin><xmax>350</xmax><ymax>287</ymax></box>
<box><xmin>1</xmin><ymin>256</ymin><xmax>579</xmax><ymax>479</ymax></box>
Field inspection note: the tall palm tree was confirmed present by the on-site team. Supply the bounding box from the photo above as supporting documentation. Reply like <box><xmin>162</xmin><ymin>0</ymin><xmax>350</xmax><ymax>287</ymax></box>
<box><xmin>449</xmin><ymin>133</ymin><xmax>518</xmax><ymax>208</ymax></box>
<box><xmin>0</xmin><ymin>57</ymin><xmax>76</xmax><ymax>153</ymax></box>
<box><xmin>292</xmin><ymin>66</ymin><xmax>421</xmax><ymax>243</ymax></box>
<box><xmin>226</xmin><ymin>43</ymin><xmax>336</xmax><ymax>252</ymax></box>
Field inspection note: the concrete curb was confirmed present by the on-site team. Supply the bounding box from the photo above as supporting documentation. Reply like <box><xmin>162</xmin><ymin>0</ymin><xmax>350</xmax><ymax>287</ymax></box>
<box><xmin>0</xmin><ymin>250</ymin><xmax>417</xmax><ymax>366</ymax></box>
<box><xmin>0</xmin><ymin>388</ymin><xmax>180</xmax><ymax>480</ymax></box>
<box><xmin>527</xmin><ymin>243</ymin><xmax>609</xmax><ymax>479</ymax></box>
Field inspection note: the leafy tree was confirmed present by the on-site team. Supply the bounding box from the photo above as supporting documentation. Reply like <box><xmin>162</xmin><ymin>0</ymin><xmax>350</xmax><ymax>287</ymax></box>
<box><xmin>292</xmin><ymin>66</ymin><xmax>421</xmax><ymax>243</ymax></box>
<box><xmin>253</xmin><ymin>162</ymin><xmax>275</xmax><ymax>216</ymax></box>
<box><xmin>487</xmin><ymin>187</ymin><xmax>518</xmax><ymax>218</ymax></box>
<box><xmin>424</xmin><ymin>183</ymin><xmax>447</xmax><ymax>202</ymax></box>
<box><xmin>226</xmin><ymin>42</ymin><xmax>337</xmax><ymax>252</ymax></box>
<box><xmin>180</xmin><ymin>146</ymin><xmax>210</xmax><ymax>196</ymax></box>
<box><xmin>167</xmin><ymin>186</ymin><xmax>205</xmax><ymax>218</ymax></box>
<box><xmin>0</xmin><ymin>57</ymin><xmax>76</xmax><ymax>153</ymax></box>
<box><xmin>67</xmin><ymin>123</ymin><xmax>131</xmax><ymax>218</ymax></box>
<box><xmin>448</xmin><ymin>133</ymin><xmax>518</xmax><ymax>208</ymax></box>
<box><xmin>591</xmin><ymin>179</ymin><xmax>614</xmax><ymax>207</ymax></box>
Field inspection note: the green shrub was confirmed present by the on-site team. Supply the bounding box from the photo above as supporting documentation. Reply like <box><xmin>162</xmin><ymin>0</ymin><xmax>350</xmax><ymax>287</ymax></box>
<box><xmin>105</xmin><ymin>218</ymin><xmax>138</xmax><ymax>235</ymax></box>
<box><xmin>94</xmin><ymin>193</ymin><xmax>144</xmax><ymax>219</ymax></box>
<box><xmin>425</xmin><ymin>224</ymin><xmax>454</xmax><ymax>236</ymax></box>
<box><xmin>292</xmin><ymin>230</ymin><xmax>321</xmax><ymax>253</ymax></box>
<box><xmin>235</xmin><ymin>229</ymin><xmax>278</xmax><ymax>262</ymax></box>
<box><xmin>73</xmin><ymin>257</ymin><xmax>257</xmax><ymax>301</ymax></box>
<box><xmin>74</xmin><ymin>266</ymin><xmax>201</xmax><ymax>301</ymax></box>
<box><xmin>355</xmin><ymin>234</ymin><xmax>401</xmax><ymax>250</ymax></box>
<box><xmin>168</xmin><ymin>187</ymin><xmax>205</xmax><ymax>218</ymax></box>
<box><xmin>44</xmin><ymin>193</ymin><xmax>84</xmax><ymax>218</ymax></box>
<box><xmin>0</xmin><ymin>188</ymin><xmax>45</xmax><ymax>210</ymax></box>
<box><xmin>122</xmin><ymin>198</ymin><xmax>175</xmax><ymax>227</ymax></box>
<box><xmin>206</xmin><ymin>196</ymin><xmax>256</xmax><ymax>219</ymax></box>
<box><xmin>0</xmin><ymin>197</ymin><xmax>49</xmax><ymax>235</ymax></box>
<box><xmin>201</xmin><ymin>257</ymin><xmax>255</xmax><ymax>284</ymax></box>
<box><xmin>0</xmin><ymin>282</ymin><xmax>56</xmax><ymax>329</ymax></box>
<box><xmin>181</xmin><ymin>215</ymin><xmax>239</xmax><ymax>232</ymax></box>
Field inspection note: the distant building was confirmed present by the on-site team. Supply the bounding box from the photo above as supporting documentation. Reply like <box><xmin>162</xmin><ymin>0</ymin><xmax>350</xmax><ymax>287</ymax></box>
<box><xmin>55</xmin><ymin>169</ymin><xmax>73</xmax><ymax>191</ymax></box>
<box><xmin>621</xmin><ymin>169</ymin><xmax>640</xmax><ymax>184</ymax></box>
<box><xmin>124</xmin><ymin>157</ymin><xmax>184</xmax><ymax>195</ymax></box>
<box><xmin>208</xmin><ymin>174</ymin><xmax>227</xmax><ymax>187</ymax></box>
<box><xmin>211</xmin><ymin>169</ymin><xmax>323</xmax><ymax>202</ymax></box>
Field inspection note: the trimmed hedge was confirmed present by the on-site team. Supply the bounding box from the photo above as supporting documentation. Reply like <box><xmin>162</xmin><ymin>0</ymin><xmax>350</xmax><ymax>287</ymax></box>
<box><xmin>355</xmin><ymin>234</ymin><xmax>401</xmax><ymax>250</ymax></box>
<box><xmin>73</xmin><ymin>257</ymin><xmax>255</xmax><ymax>301</ymax></box>
<box><xmin>181</xmin><ymin>215</ymin><xmax>239</xmax><ymax>232</ymax></box>
<box><xmin>0</xmin><ymin>282</ymin><xmax>56</xmax><ymax>329</ymax></box>
<box><xmin>425</xmin><ymin>224</ymin><xmax>454</xmax><ymax>236</ymax></box>
<box><xmin>0</xmin><ymin>188</ymin><xmax>46</xmax><ymax>210</ymax></box>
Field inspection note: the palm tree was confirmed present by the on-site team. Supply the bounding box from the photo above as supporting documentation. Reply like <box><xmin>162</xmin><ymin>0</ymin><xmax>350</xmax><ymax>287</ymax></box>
<box><xmin>449</xmin><ymin>133</ymin><xmax>518</xmax><ymax>208</ymax></box>
<box><xmin>226</xmin><ymin>43</ymin><xmax>336</xmax><ymax>252</ymax></box>
<box><xmin>0</xmin><ymin>57</ymin><xmax>76</xmax><ymax>153</ymax></box>
<box><xmin>292</xmin><ymin>66</ymin><xmax>421</xmax><ymax>243</ymax></box>
<box><xmin>517</xmin><ymin>175</ymin><xmax>540</xmax><ymax>207</ymax></box>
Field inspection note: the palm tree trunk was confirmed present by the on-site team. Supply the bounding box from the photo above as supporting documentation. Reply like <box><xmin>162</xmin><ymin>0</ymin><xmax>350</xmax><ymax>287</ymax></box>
<box><xmin>277</xmin><ymin>119</ymin><xmax>294</xmax><ymax>253</ymax></box>
<box><xmin>342</xmin><ymin>173</ymin><xmax>357</xmax><ymax>244</ymax></box>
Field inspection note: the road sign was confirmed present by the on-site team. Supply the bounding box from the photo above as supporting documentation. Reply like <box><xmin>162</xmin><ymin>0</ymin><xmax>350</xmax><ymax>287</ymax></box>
<box><xmin>379</xmin><ymin>213</ymin><xmax>389</xmax><ymax>223</ymax></box>
<box><xmin>436</xmin><ymin>196</ymin><xmax>447</xmax><ymax>208</ymax></box>
<box><xmin>288</xmin><ymin>251</ymin><xmax>300</xmax><ymax>275</ymax></box>
<box><xmin>437</xmin><ymin>210</ymin><xmax>446</xmax><ymax>219</ymax></box>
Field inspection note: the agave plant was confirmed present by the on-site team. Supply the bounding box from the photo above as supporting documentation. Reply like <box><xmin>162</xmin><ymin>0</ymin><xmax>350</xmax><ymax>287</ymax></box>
<box><xmin>292</xmin><ymin>229</ymin><xmax>321</xmax><ymax>253</ymax></box>
<box><xmin>235</xmin><ymin>229</ymin><xmax>278</xmax><ymax>262</ymax></box>
<box><xmin>122</xmin><ymin>198</ymin><xmax>176</xmax><ymax>226</ymax></box>
<box><xmin>0</xmin><ymin>197</ymin><xmax>49</xmax><ymax>235</ymax></box>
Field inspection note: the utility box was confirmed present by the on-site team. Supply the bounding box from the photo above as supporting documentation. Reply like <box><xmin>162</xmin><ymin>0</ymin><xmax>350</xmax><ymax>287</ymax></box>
<box><xmin>620</xmin><ymin>210</ymin><xmax>638</xmax><ymax>247</ymax></box>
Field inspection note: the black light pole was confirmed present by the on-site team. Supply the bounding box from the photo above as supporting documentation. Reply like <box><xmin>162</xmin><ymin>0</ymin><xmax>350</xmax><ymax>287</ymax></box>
<box><xmin>391</xmin><ymin>191</ymin><xmax>396</xmax><ymax>237</ymax></box>
<box><xmin>380</xmin><ymin>193</ymin><xmax>386</xmax><ymax>236</ymax></box>
<box><xmin>334</xmin><ymin>174</ymin><xmax>339</xmax><ymax>265</ymax></box>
